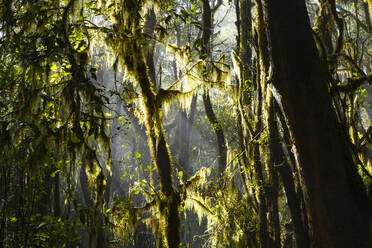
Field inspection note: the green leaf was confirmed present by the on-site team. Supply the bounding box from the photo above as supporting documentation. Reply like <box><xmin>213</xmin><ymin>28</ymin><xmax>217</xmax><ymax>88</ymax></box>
<box><xmin>178</xmin><ymin>171</ymin><xmax>183</xmax><ymax>181</ymax></box>
<box><xmin>118</xmin><ymin>116</ymin><xmax>126</xmax><ymax>126</ymax></box>
<box><xmin>51</xmin><ymin>169</ymin><xmax>61</xmax><ymax>178</ymax></box>
<box><xmin>135</xmin><ymin>152</ymin><xmax>141</xmax><ymax>160</ymax></box>
<box><xmin>191</xmin><ymin>4</ymin><xmax>195</xmax><ymax>12</ymax></box>
<box><xmin>50</xmin><ymin>64</ymin><xmax>58</xmax><ymax>72</ymax></box>
<box><xmin>120</xmin><ymin>172</ymin><xmax>127</xmax><ymax>180</ymax></box>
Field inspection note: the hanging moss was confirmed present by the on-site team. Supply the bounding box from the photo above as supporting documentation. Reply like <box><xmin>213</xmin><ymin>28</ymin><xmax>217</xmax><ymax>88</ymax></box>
<box><xmin>166</xmin><ymin>44</ymin><xmax>191</xmax><ymax>67</ymax></box>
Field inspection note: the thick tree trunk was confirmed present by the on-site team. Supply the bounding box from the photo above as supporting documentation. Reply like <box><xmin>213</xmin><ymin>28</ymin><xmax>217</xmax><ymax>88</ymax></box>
<box><xmin>261</xmin><ymin>0</ymin><xmax>370</xmax><ymax>247</ymax></box>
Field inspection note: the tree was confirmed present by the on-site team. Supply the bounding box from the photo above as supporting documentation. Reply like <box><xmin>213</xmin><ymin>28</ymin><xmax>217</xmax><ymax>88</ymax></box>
<box><xmin>1</xmin><ymin>0</ymin><xmax>371</xmax><ymax>247</ymax></box>
<box><xmin>260</xmin><ymin>0</ymin><xmax>371</xmax><ymax>246</ymax></box>
<box><xmin>201</xmin><ymin>0</ymin><xmax>227</xmax><ymax>175</ymax></box>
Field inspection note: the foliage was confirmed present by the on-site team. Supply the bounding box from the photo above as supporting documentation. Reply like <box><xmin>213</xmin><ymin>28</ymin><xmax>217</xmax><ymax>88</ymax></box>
<box><xmin>0</xmin><ymin>0</ymin><xmax>371</xmax><ymax>247</ymax></box>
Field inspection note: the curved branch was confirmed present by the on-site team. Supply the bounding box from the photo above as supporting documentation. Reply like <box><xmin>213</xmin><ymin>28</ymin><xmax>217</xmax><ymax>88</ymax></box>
<box><xmin>331</xmin><ymin>75</ymin><xmax>372</xmax><ymax>94</ymax></box>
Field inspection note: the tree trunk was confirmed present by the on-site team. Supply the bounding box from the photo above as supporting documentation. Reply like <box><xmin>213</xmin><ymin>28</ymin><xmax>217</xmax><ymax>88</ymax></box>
<box><xmin>266</xmin><ymin>93</ymin><xmax>280</xmax><ymax>248</ymax></box>
<box><xmin>276</xmin><ymin>101</ymin><xmax>309</xmax><ymax>234</ymax></box>
<box><xmin>117</xmin><ymin>1</ymin><xmax>182</xmax><ymax>246</ymax></box>
<box><xmin>54</xmin><ymin>171</ymin><xmax>61</xmax><ymax>217</ymax></box>
<box><xmin>202</xmin><ymin>92</ymin><xmax>227</xmax><ymax>175</ymax></box>
<box><xmin>365</xmin><ymin>0</ymin><xmax>372</xmax><ymax>31</ymax></box>
<box><xmin>235</xmin><ymin>0</ymin><xmax>241</xmax><ymax>53</ymax></box>
<box><xmin>137</xmin><ymin>59</ymin><xmax>181</xmax><ymax>248</ymax></box>
<box><xmin>201</xmin><ymin>0</ymin><xmax>227</xmax><ymax>175</ymax></box>
<box><xmin>261</xmin><ymin>0</ymin><xmax>371</xmax><ymax>247</ymax></box>
<box><xmin>314</xmin><ymin>0</ymin><xmax>333</xmax><ymax>55</ymax></box>
<box><xmin>254</xmin><ymin>1</ymin><xmax>272</xmax><ymax>246</ymax></box>
<box><xmin>240</xmin><ymin>0</ymin><xmax>252</xmax><ymax>75</ymax></box>
<box><xmin>270</xmin><ymin>101</ymin><xmax>310</xmax><ymax>248</ymax></box>
<box><xmin>144</xmin><ymin>8</ymin><xmax>157</xmax><ymax>86</ymax></box>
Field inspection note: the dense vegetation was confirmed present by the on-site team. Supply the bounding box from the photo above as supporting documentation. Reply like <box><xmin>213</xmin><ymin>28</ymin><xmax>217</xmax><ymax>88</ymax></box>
<box><xmin>0</xmin><ymin>0</ymin><xmax>371</xmax><ymax>247</ymax></box>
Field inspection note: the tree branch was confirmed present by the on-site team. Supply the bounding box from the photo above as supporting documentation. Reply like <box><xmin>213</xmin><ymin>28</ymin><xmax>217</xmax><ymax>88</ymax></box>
<box><xmin>331</xmin><ymin>75</ymin><xmax>372</xmax><ymax>94</ymax></box>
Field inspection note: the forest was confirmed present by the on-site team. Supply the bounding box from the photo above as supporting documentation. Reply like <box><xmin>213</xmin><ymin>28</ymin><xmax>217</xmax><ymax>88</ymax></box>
<box><xmin>0</xmin><ymin>0</ymin><xmax>371</xmax><ymax>247</ymax></box>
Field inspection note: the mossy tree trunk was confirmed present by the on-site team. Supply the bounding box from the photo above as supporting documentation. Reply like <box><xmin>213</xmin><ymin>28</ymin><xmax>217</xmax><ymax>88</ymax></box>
<box><xmin>314</xmin><ymin>0</ymin><xmax>334</xmax><ymax>55</ymax></box>
<box><xmin>253</xmin><ymin>1</ymin><xmax>273</xmax><ymax>246</ymax></box>
<box><xmin>110</xmin><ymin>1</ymin><xmax>182</xmax><ymax>246</ymax></box>
<box><xmin>261</xmin><ymin>0</ymin><xmax>371</xmax><ymax>247</ymax></box>
<box><xmin>134</xmin><ymin>54</ymin><xmax>181</xmax><ymax>248</ymax></box>
<box><xmin>235</xmin><ymin>1</ymin><xmax>260</xmax><ymax>221</ymax></box>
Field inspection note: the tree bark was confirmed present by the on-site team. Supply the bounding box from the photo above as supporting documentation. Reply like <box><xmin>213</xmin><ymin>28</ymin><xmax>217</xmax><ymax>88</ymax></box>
<box><xmin>202</xmin><ymin>92</ymin><xmax>227</xmax><ymax>175</ymax></box>
<box><xmin>314</xmin><ymin>0</ymin><xmax>333</xmax><ymax>55</ymax></box>
<box><xmin>261</xmin><ymin>0</ymin><xmax>371</xmax><ymax>247</ymax></box>
<box><xmin>254</xmin><ymin>1</ymin><xmax>271</xmax><ymax>246</ymax></box>
<box><xmin>270</xmin><ymin>101</ymin><xmax>310</xmax><ymax>248</ymax></box>
<box><xmin>240</xmin><ymin>0</ymin><xmax>252</xmax><ymax>75</ymax></box>
<box><xmin>144</xmin><ymin>8</ymin><xmax>157</xmax><ymax>86</ymax></box>
<box><xmin>266</xmin><ymin>93</ymin><xmax>280</xmax><ymax>248</ymax></box>
<box><xmin>365</xmin><ymin>0</ymin><xmax>372</xmax><ymax>31</ymax></box>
